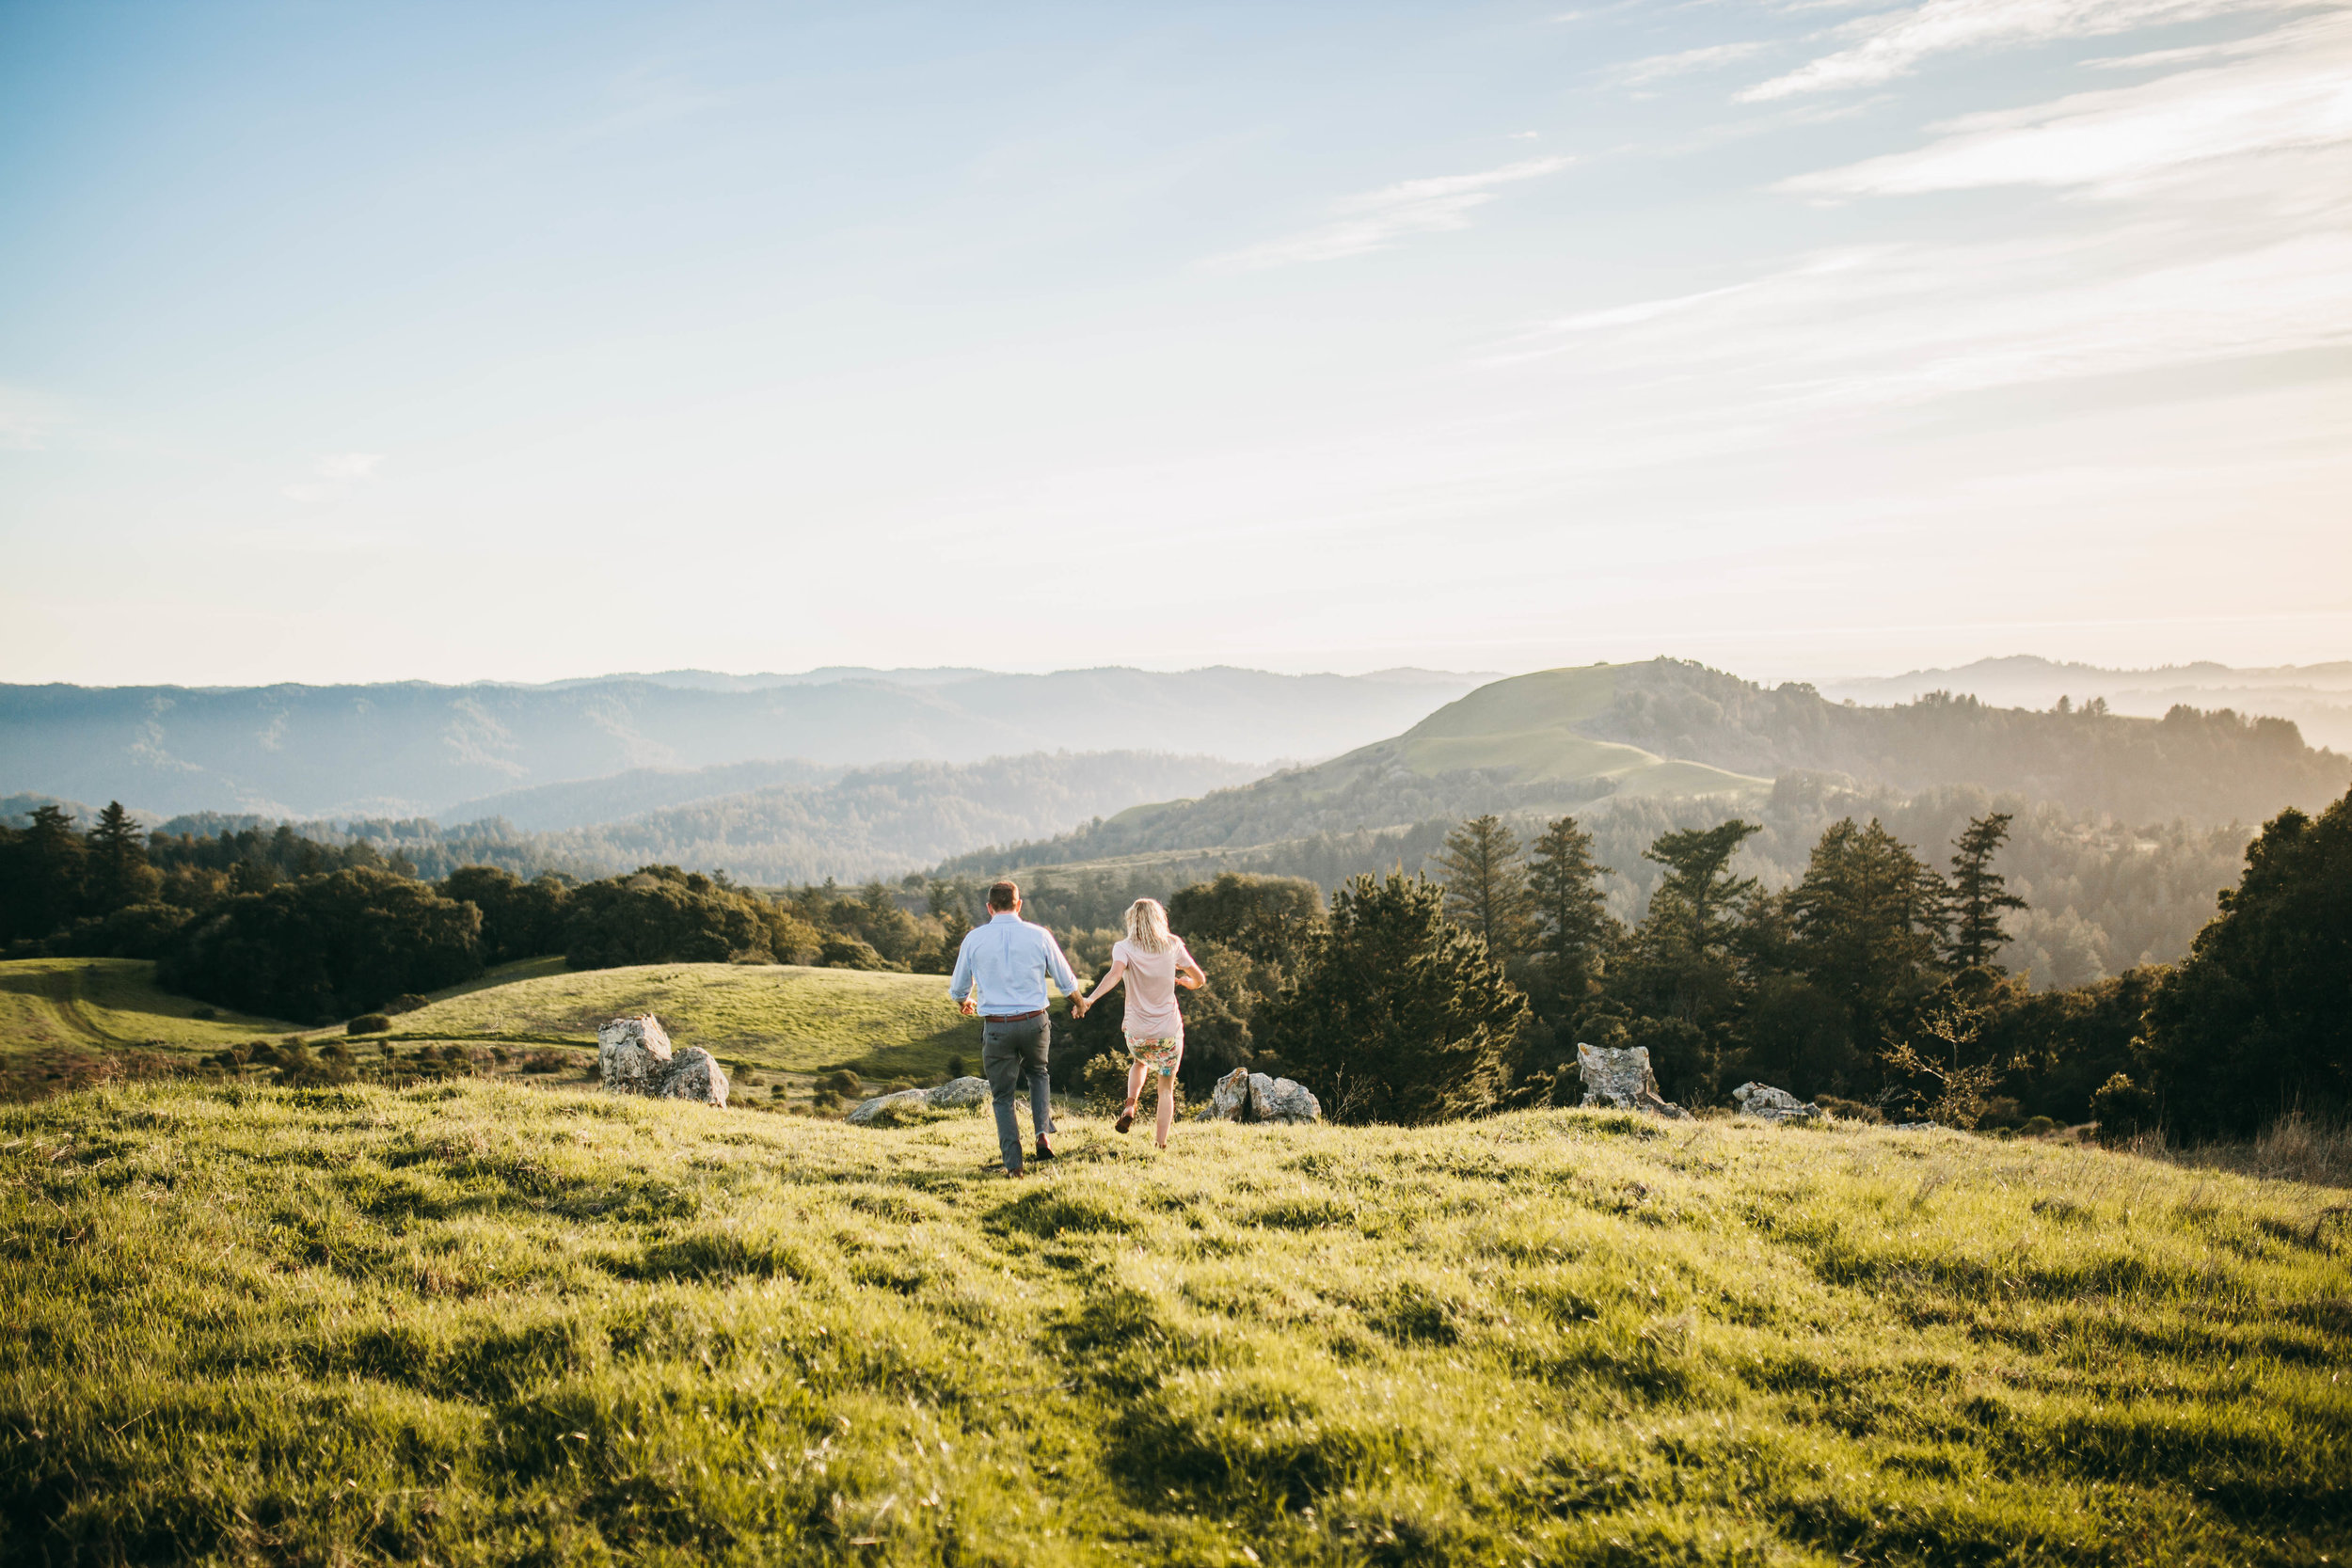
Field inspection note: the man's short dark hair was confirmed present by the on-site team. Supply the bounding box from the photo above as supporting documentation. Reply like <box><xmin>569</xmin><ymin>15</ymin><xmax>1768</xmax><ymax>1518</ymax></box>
<box><xmin>986</xmin><ymin>880</ymin><xmax>1020</xmax><ymax>911</ymax></box>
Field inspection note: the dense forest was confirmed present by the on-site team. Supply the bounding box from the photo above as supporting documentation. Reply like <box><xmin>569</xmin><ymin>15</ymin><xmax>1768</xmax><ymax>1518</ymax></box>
<box><xmin>942</xmin><ymin>780</ymin><xmax>2251</xmax><ymax>990</ymax></box>
<box><xmin>2</xmin><ymin>784</ymin><xmax>2343</xmax><ymax>1139</ymax></box>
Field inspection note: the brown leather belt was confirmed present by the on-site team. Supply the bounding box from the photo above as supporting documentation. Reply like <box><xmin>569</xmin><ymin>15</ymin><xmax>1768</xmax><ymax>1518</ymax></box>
<box><xmin>981</xmin><ymin>1009</ymin><xmax>1046</xmax><ymax>1023</ymax></box>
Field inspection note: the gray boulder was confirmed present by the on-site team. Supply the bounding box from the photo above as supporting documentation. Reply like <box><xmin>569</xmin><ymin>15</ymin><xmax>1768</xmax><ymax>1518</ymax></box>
<box><xmin>926</xmin><ymin>1075</ymin><xmax>991</xmax><ymax>1110</ymax></box>
<box><xmin>653</xmin><ymin>1046</ymin><xmax>729</xmax><ymax>1107</ymax></box>
<box><xmin>846</xmin><ymin>1088</ymin><xmax>930</xmax><ymax>1126</ymax></box>
<box><xmin>598</xmin><ymin>1015</ymin><xmax>673</xmax><ymax>1094</ymax></box>
<box><xmin>1731</xmin><ymin>1081</ymin><xmax>1821</xmax><ymax>1123</ymax></box>
<box><xmin>1205</xmin><ymin>1067</ymin><xmax>1323</xmax><ymax>1123</ymax></box>
<box><xmin>1248</xmin><ymin>1073</ymin><xmax>1323</xmax><ymax>1124</ymax></box>
<box><xmin>1576</xmin><ymin>1043</ymin><xmax>1691</xmax><ymax>1120</ymax></box>
<box><xmin>598</xmin><ymin>1015</ymin><xmax>728</xmax><ymax>1106</ymax></box>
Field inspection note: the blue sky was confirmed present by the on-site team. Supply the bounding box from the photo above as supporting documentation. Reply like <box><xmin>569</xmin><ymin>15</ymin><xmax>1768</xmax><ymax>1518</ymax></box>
<box><xmin>3</xmin><ymin>0</ymin><xmax>2346</xmax><ymax>685</ymax></box>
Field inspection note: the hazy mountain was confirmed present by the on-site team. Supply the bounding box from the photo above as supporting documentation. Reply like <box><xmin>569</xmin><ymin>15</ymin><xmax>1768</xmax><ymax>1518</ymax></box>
<box><xmin>441</xmin><ymin>760</ymin><xmax>841</xmax><ymax>832</ymax></box>
<box><xmin>1820</xmin><ymin>656</ymin><xmax>2352</xmax><ymax>751</ymax></box>
<box><xmin>0</xmin><ymin>666</ymin><xmax>1486</xmax><ymax>819</ymax></box>
<box><xmin>940</xmin><ymin>658</ymin><xmax>2350</xmax><ymax>876</ymax></box>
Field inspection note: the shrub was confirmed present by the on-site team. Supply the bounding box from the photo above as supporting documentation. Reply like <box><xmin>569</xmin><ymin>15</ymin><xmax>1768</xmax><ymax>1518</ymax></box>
<box><xmin>190</xmin><ymin>1006</ymin><xmax>217</xmax><ymax>1021</ymax></box>
<box><xmin>817</xmin><ymin>933</ymin><xmax>897</xmax><ymax>971</ymax></box>
<box><xmin>1814</xmin><ymin>1095</ymin><xmax>1883</xmax><ymax>1124</ymax></box>
<box><xmin>820</xmin><ymin>1069</ymin><xmax>863</xmax><ymax>1098</ymax></box>
<box><xmin>346</xmin><ymin>1014</ymin><xmax>391</xmax><ymax>1036</ymax></box>
<box><xmin>946</xmin><ymin>1053</ymin><xmax>967</xmax><ymax>1079</ymax></box>
<box><xmin>519</xmin><ymin>1050</ymin><xmax>569</xmax><ymax>1074</ymax></box>
<box><xmin>2019</xmin><ymin>1115</ymin><xmax>2058</xmax><ymax>1137</ymax></box>
<box><xmin>383</xmin><ymin>993</ymin><xmax>428</xmax><ymax>1015</ymax></box>
<box><xmin>2091</xmin><ymin>1072</ymin><xmax>2160</xmax><ymax>1145</ymax></box>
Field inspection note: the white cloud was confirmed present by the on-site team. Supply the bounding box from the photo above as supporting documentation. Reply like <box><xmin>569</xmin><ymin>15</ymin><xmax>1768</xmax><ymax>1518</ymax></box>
<box><xmin>1740</xmin><ymin>0</ymin><xmax>2312</xmax><ymax>101</ymax></box>
<box><xmin>1201</xmin><ymin>156</ymin><xmax>1572</xmax><ymax>273</ymax></box>
<box><xmin>313</xmin><ymin>452</ymin><xmax>385</xmax><ymax>480</ymax></box>
<box><xmin>1607</xmin><ymin>40</ymin><xmax>1768</xmax><ymax>87</ymax></box>
<box><xmin>1779</xmin><ymin>10</ymin><xmax>2352</xmax><ymax>195</ymax></box>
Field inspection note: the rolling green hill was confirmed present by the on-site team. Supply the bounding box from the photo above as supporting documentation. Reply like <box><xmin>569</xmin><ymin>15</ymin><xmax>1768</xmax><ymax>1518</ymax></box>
<box><xmin>941</xmin><ymin>657</ymin><xmax>2351</xmax><ymax>886</ymax></box>
<box><xmin>0</xmin><ymin>958</ymin><xmax>983</xmax><ymax>1081</ymax></box>
<box><xmin>2</xmin><ymin>1080</ymin><xmax>2344</xmax><ymax>1563</ymax></box>
<box><xmin>0</xmin><ymin>958</ymin><xmax>302</xmax><ymax>1055</ymax></box>
<box><xmin>387</xmin><ymin>960</ymin><xmax>983</xmax><ymax>1079</ymax></box>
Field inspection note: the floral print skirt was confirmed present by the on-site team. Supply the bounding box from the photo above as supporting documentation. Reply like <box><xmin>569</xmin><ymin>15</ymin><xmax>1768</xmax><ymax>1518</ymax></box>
<box><xmin>1124</xmin><ymin>1034</ymin><xmax>1183</xmax><ymax>1080</ymax></box>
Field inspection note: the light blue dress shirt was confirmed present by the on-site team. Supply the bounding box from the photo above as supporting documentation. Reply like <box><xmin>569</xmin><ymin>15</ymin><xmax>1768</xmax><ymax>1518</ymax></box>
<box><xmin>948</xmin><ymin>911</ymin><xmax>1083</xmax><ymax>1016</ymax></box>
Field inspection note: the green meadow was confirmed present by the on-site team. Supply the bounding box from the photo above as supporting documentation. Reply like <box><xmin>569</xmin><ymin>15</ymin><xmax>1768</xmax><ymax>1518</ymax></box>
<box><xmin>3</xmin><ymin>1079</ymin><xmax>2344</xmax><ymax>1565</ymax></box>
<box><xmin>0</xmin><ymin>958</ymin><xmax>982</xmax><ymax>1084</ymax></box>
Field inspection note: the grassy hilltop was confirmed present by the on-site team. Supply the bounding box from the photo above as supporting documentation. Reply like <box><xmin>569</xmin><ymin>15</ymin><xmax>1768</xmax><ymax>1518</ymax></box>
<box><xmin>0</xmin><ymin>957</ymin><xmax>980</xmax><ymax>1084</ymax></box>
<box><xmin>3</xmin><ymin>1080</ymin><xmax>2345</xmax><ymax>1565</ymax></box>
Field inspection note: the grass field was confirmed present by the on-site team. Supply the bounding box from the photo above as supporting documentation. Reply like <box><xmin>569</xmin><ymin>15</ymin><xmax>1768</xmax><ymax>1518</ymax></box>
<box><xmin>0</xmin><ymin>958</ymin><xmax>983</xmax><ymax>1084</ymax></box>
<box><xmin>0</xmin><ymin>958</ymin><xmax>301</xmax><ymax>1055</ymax></box>
<box><xmin>2</xmin><ymin>1080</ymin><xmax>2344</xmax><ymax>1565</ymax></box>
<box><xmin>385</xmin><ymin>961</ymin><xmax>984</xmax><ymax>1079</ymax></box>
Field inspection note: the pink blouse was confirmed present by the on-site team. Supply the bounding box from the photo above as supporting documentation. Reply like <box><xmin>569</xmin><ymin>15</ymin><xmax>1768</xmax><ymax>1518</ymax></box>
<box><xmin>1112</xmin><ymin>937</ymin><xmax>1197</xmax><ymax>1039</ymax></box>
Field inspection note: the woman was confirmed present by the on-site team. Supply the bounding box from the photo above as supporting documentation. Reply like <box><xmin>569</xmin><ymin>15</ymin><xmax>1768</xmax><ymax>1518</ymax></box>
<box><xmin>1076</xmin><ymin>897</ymin><xmax>1204</xmax><ymax>1149</ymax></box>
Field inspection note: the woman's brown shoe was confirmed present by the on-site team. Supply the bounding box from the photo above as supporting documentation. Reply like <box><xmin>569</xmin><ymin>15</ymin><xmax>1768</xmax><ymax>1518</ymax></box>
<box><xmin>1115</xmin><ymin>1103</ymin><xmax>1136</xmax><ymax>1134</ymax></box>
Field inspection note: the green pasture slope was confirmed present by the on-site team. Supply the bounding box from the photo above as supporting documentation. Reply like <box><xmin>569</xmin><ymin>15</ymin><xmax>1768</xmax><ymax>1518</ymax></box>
<box><xmin>0</xmin><ymin>958</ymin><xmax>301</xmax><ymax>1056</ymax></box>
<box><xmin>388</xmin><ymin>960</ymin><xmax>983</xmax><ymax>1080</ymax></box>
<box><xmin>0</xmin><ymin>957</ymin><xmax>982</xmax><ymax>1082</ymax></box>
<box><xmin>3</xmin><ymin>1081</ymin><xmax>2345</xmax><ymax>1564</ymax></box>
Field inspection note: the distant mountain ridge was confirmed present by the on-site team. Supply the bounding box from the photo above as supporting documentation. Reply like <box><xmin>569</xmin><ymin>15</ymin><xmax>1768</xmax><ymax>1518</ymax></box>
<box><xmin>1821</xmin><ymin>656</ymin><xmax>2352</xmax><ymax>751</ymax></box>
<box><xmin>0</xmin><ymin>666</ymin><xmax>1487</xmax><ymax>819</ymax></box>
<box><xmin>941</xmin><ymin>658</ymin><xmax>2351</xmax><ymax>876</ymax></box>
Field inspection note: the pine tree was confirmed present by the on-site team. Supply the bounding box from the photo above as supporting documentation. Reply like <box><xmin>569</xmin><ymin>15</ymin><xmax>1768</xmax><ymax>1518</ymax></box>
<box><xmin>1788</xmin><ymin>817</ymin><xmax>1947</xmax><ymax>1044</ymax></box>
<box><xmin>1432</xmin><ymin>814</ymin><xmax>1534</xmax><ymax>962</ymax></box>
<box><xmin>1263</xmin><ymin>873</ymin><xmax>1525</xmax><ymax>1125</ymax></box>
<box><xmin>1527</xmin><ymin>815</ymin><xmax>1619</xmax><ymax>994</ymax></box>
<box><xmin>17</xmin><ymin>804</ymin><xmax>88</xmax><ymax>938</ymax></box>
<box><xmin>1641</xmin><ymin>819</ymin><xmax>1761</xmax><ymax>948</ymax></box>
<box><xmin>86</xmin><ymin>800</ymin><xmax>157</xmax><ymax>914</ymax></box>
<box><xmin>1945</xmin><ymin>812</ymin><xmax>2028</xmax><ymax>971</ymax></box>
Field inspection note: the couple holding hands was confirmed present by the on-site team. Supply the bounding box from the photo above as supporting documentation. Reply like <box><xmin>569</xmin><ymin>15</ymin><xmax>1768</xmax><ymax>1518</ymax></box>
<box><xmin>947</xmin><ymin>879</ymin><xmax>1202</xmax><ymax>1177</ymax></box>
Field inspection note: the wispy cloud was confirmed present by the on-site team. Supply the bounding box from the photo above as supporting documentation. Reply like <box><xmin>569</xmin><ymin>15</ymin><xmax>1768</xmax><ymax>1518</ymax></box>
<box><xmin>1606</xmin><ymin>40</ymin><xmax>1768</xmax><ymax>88</ymax></box>
<box><xmin>1740</xmin><ymin>0</ymin><xmax>2311</xmax><ymax>101</ymax></box>
<box><xmin>283</xmin><ymin>452</ymin><xmax>386</xmax><ymax>501</ymax></box>
<box><xmin>1202</xmin><ymin>156</ymin><xmax>1572</xmax><ymax>273</ymax></box>
<box><xmin>1780</xmin><ymin>10</ymin><xmax>2352</xmax><ymax>196</ymax></box>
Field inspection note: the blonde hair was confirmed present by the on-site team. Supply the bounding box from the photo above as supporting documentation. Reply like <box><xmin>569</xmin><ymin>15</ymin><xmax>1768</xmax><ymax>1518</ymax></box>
<box><xmin>1123</xmin><ymin>897</ymin><xmax>1173</xmax><ymax>954</ymax></box>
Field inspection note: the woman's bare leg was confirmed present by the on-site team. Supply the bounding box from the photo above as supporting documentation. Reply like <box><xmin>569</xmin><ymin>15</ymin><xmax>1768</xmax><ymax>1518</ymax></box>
<box><xmin>1154</xmin><ymin>1072</ymin><xmax>1177</xmax><ymax>1148</ymax></box>
<box><xmin>1123</xmin><ymin>1060</ymin><xmax>1146</xmax><ymax>1117</ymax></box>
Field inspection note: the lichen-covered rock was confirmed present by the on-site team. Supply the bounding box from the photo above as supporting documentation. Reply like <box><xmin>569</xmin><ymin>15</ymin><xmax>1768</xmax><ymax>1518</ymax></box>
<box><xmin>1210</xmin><ymin>1067</ymin><xmax>1253</xmax><ymax>1121</ymax></box>
<box><xmin>1248</xmin><ymin>1073</ymin><xmax>1323</xmax><ymax>1124</ymax></box>
<box><xmin>1577</xmin><ymin>1042</ymin><xmax>1691</xmax><ymax>1119</ymax></box>
<box><xmin>926</xmin><ymin>1076</ymin><xmax>990</xmax><ymax>1110</ymax></box>
<box><xmin>845</xmin><ymin>1088</ymin><xmax>931</xmax><ymax>1126</ymax></box>
<box><xmin>598</xmin><ymin>1015</ymin><xmax>673</xmax><ymax>1094</ymax></box>
<box><xmin>1202</xmin><ymin>1068</ymin><xmax>1322</xmax><ymax>1123</ymax></box>
<box><xmin>1732</xmin><ymin>1081</ymin><xmax>1821</xmax><ymax>1123</ymax></box>
<box><xmin>653</xmin><ymin>1046</ymin><xmax>729</xmax><ymax>1107</ymax></box>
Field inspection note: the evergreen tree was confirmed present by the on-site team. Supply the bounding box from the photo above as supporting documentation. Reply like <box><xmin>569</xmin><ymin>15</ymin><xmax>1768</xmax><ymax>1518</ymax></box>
<box><xmin>1167</xmin><ymin>872</ymin><xmax>1326</xmax><ymax>974</ymax></box>
<box><xmin>17</xmin><ymin>804</ymin><xmax>89</xmax><ymax>939</ymax></box>
<box><xmin>1944</xmin><ymin>812</ymin><xmax>2028</xmax><ymax>970</ymax></box>
<box><xmin>86</xmin><ymin>801</ymin><xmax>159</xmax><ymax>914</ymax></box>
<box><xmin>1527</xmin><ymin>815</ymin><xmax>1618</xmax><ymax>994</ymax></box>
<box><xmin>1641</xmin><ymin>820</ymin><xmax>1761</xmax><ymax>948</ymax></box>
<box><xmin>1787</xmin><ymin>817</ymin><xmax>1947</xmax><ymax>1048</ymax></box>
<box><xmin>2143</xmin><ymin>786</ymin><xmax>2352</xmax><ymax>1137</ymax></box>
<box><xmin>1263</xmin><ymin>872</ymin><xmax>1525</xmax><ymax>1125</ymax></box>
<box><xmin>1432</xmin><ymin>814</ymin><xmax>1534</xmax><ymax>962</ymax></box>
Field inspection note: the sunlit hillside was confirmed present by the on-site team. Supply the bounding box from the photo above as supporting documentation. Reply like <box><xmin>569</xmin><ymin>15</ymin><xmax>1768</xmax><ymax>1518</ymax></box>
<box><xmin>2</xmin><ymin>1080</ymin><xmax>2344</xmax><ymax>1563</ymax></box>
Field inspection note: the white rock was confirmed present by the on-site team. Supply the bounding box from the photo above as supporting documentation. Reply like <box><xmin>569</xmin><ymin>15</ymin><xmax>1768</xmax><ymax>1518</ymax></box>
<box><xmin>925</xmin><ymin>1076</ymin><xmax>990</xmax><ymax>1110</ymax></box>
<box><xmin>1731</xmin><ymin>1081</ymin><xmax>1821</xmax><ymax>1123</ymax></box>
<box><xmin>1209</xmin><ymin>1068</ymin><xmax>1252</xmax><ymax>1121</ymax></box>
<box><xmin>1248</xmin><ymin>1073</ymin><xmax>1323</xmax><ymax>1124</ymax></box>
<box><xmin>845</xmin><ymin>1088</ymin><xmax>930</xmax><ymax>1126</ymax></box>
<box><xmin>654</xmin><ymin>1046</ymin><xmax>729</xmax><ymax>1107</ymax></box>
<box><xmin>1576</xmin><ymin>1043</ymin><xmax>1691</xmax><ymax>1119</ymax></box>
<box><xmin>598</xmin><ymin>1015</ymin><xmax>673</xmax><ymax>1094</ymax></box>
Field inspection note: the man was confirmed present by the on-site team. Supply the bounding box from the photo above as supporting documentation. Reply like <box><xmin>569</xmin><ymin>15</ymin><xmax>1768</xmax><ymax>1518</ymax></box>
<box><xmin>947</xmin><ymin>879</ymin><xmax>1089</xmax><ymax>1177</ymax></box>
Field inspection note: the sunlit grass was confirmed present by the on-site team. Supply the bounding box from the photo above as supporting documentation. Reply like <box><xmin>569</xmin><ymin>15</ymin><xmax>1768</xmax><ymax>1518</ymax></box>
<box><xmin>0</xmin><ymin>958</ymin><xmax>301</xmax><ymax>1056</ymax></box>
<box><xmin>388</xmin><ymin>961</ymin><xmax>982</xmax><ymax>1078</ymax></box>
<box><xmin>2</xmin><ymin>1082</ymin><xmax>2344</xmax><ymax>1564</ymax></box>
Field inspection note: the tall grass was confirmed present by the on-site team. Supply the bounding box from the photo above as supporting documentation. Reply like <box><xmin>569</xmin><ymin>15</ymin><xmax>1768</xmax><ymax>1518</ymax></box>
<box><xmin>2128</xmin><ymin>1111</ymin><xmax>2352</xmax><ymax>1192</ymax></box>
<box><xmin>2</xmin><ymin>1081</ymin><xmax>2345</xmax><ymax>1564</ymax></box>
